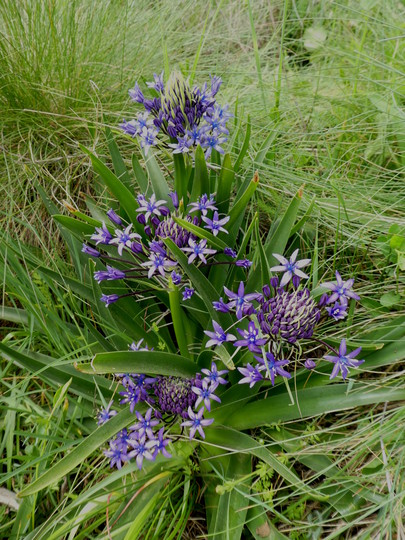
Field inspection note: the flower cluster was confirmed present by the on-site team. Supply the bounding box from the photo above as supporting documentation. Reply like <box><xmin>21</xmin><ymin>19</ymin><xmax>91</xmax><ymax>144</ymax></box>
<box><xmin>82</xmin><ymin>192</ymin><xmax>247</xmax><ymax>307</ymax></box>
<box><xmin>120</xmin><ymin>71</ymin><xmax>231</xmax><ymax>157</ymax></box>
<box><xmin>98</xmin><ymin>360</ymin><xmax>227</xmax><ymax>470</ymax></box>
<box><xmin>206</xmin><ymin>250</ymin><xmax>364</xmax><ymax>382</ymax></box>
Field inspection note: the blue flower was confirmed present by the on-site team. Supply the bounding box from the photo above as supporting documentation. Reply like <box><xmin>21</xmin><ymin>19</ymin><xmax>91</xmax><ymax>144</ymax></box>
<box><xmin>129</xmin><ymin>82</ymin><xmax>145</xmax><ymax>103</ymax></box>
<box><xmin>204</xmin><ymin>321</ymin><xmax>236</xmax><ymax>348</ymax></box>
<box><xmin>326</xmin><ymin>301</ymin><xmax>348</xmax><ymax>321</ymax></box>
<box><xmin>130</xmin><ymin>408</ymin><xmax>160</xmax><ymax>439</ymax></box>
<box><xmin>182</xmin><ymin>288</ymin><xmax>195</xmax><ymax>300</ymax></box>
<box><xmin>146</xmin><ymin>71</ymin><xmax>165</xmax><ymax>92</ymax></box>
<box><xmin>171</xmin><ymin>270</ymin><xmax>182</xmax><ymax>285</ymax></box>
<box><xmin>129</xmin><ymin>339</ymin><xmax>150</xmax><ymax>352</ymax></box>
<box><xmin>188</xmin><ymin>194</ymin><xmax>217</xmax><ymax>215</ymax></box>
<box><xmin>321</xmin><ymin>271</ymin><xmax>360</xmax><ymax>304</ymax></box>
<box><xmin>223</xmin><ymin>281</ymin><xmax>261</xmax><ymax>319</ymax></box>
<box><xmin>202</xmin><ymin>211</ymin><xmax>230</xmax><ymax>236</ymax></box>
<box><xmin>324</xmin><ymin>339</ymin><xmax>364</xmax><ymax>380</ymax></box>
<box><xmin>142</xmin><ymin>252</ymin><xmax>177</xmax><ymax>278</ymax></box>
<box><xmin>270</xmin><ymin>249</ymin><xmax>311</xmax><ymax>288</ymax></box>
<box><xmin>139</xmin><ymin>127</ymin><xmax>159</xmax><ymax>154</ymax></box>
<box><xmin>181</xmin><ymin>407</ymin><xmax>214</xmax><ymax>440</ymax></box>
<box><xmin>201</xmin><ymin>134</ymin><xmax>227</xmax><ymax>157</ymax></box>
<box><xmin>304</xmin><ymin>359</ymin><xmax>316</xmax><ymax>370</ymax></box>
<box><xmin>168</xmin><ymin>136</ymin><xmax>193</xmax><ymax>154</ymax></box>
<box><xmin>212</xmin><ymin>297</ymin><xmax>231</xmax><ymax>313</ymax></box>
<box><xmin>152</xmin><ymin>427</ymin><xmax>172</xmax><ymax>459</ymax></box>
<box><xmin>201</xmin><ymin>362</ymin><xmax>228</xmax><ymax>389</ymax></box>
<box><xmin>224</xmin><ymin>247</ymin><xmax>237</xmax><ymax>258</ymax></box>
<box><xmin>97</xmin><ymin>401</ymin><xmax>117</xmax><ymax>425</ymax></box>
<box><xmin>234</xmin><ymin>321</ymin><xmax>267</xmax><ymax>353</ymax></box>
<box><xmin>192</xmin><ymin>380</ymin><xmax>221</xmax><ymax>412</ymax></box>
<box><xmin>119</xmin><ymin>385</ymin><xmax>142</xmax><ymax>413</ymax></box>
<box><xmin>100</xmin><ymin>294</ymin><xmax>119</xmax><ymax>307</ymax></box>
<box><xmin>91</xmin><ymin>222</ymin><xmax>112</xmax><ymax>245</ymax></box>
<box><xmin>182</xmin><ymin>238</ymin><xmax>217</xmax><ymax>264</ymax></box>
<box><xmin>127</xmin><ymin>435</ymin><xmax>156</xmax><ymax>470</ymax></box>
<box><xmin>110</xmin><ymin>223</ymin><xmax>141</xmax><ymax>256</ymax></box>
<box><xmin>235</xmin><ymin>259</ymin><xmax>252</xmax><ymax>268</ymax></box>
<box><xmin>136</xmin><ymin>194</ymin><xmax>169</xmax><ymax>223</ymax></box>
<box><xmin>237</xmin><ymin>363</ymin><xmax>263</xmax><ymax>388</ymax></box>
<box><xmin>254</xmin><ymin>352</ymin><xmax>291</xmax><ymax>386</ymax></box>
<box><xmin>94</xmin><ymin>265</ymin><xmax>126</xmax><ymax>283</ymax></box>
<box><xmin>104</xmin><ymin>441</ymin><xmax>128</xmax><ymax>469</ymax></box>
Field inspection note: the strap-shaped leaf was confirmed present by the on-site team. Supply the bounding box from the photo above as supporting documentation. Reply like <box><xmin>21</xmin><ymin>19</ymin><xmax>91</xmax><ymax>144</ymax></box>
<box><xmin>81</xmin><ymin>145</ymin><xmax>139</xmax><ymax>225</ymax></box>
<box><xmin>76</xmin><ymin>350</ymin><xmax>197</xmax><ymax>377</ymax></box>
<box><xmin>225</xmin><ymin>383</ymin><xmax>405</xmax><ymax>430</ymax></box>
<box><xmin>190</xmin><ymin>145</ymin><xmax>209</xmax><ymax>201</ymax></box>
<box><xmin>142</xmin><ymin>149</ymin><xmax>170</xmax><ymax>202</ymax></box>
<box><xmin>206</xmin><ymin>426</ymin><xmax>324</xmax><ymax>499</ymax></box>
<box><xmin>208</xmin><ymin>452</ymin><xmax>251</xmax><ymax>540</ymax></box>
<box><xmin>227</xmin><ymin>171</ymin><xmax>259</xmax><ymax>230</ymax></box>
<box><xmin>216</xmin><ymin>153</ymin><xmax>235</xmax><ymax>214</ymax></box>
<box><xmin>105</xmin><ymin>126</ymin><xmax>132</xmax><ymax>189</ymax></box>
<box><xmin>19</xmin><ymin>409</ymin><xmax>134</xmax><ymax>497</ymax></box>
<box><xmin>234</xmin><ymin>117</ymin><xmax>251</xmax><ymax>173</ymax></box>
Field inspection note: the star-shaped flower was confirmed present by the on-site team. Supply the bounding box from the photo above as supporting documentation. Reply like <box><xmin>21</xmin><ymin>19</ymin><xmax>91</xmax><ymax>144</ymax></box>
<box><xmin>182</xmin><ymin>238</ymin><xmax>217</xmax><ymax>264</ymax></box>
<box><xmin>324</xmin><ymin>339</ymin><xmax>364</xmax><ymax>380</ymax></box>
<box><xmin>321</xmin><ymin>271</ymin><xmax>360</xmax><ymax>304</ymax></box>
<box><xmin>204</xmin><ymin>321</ymin><xmax>236</xmax><ymax>348</ymax></box>
<box><xmin>181</xmin><ymin>407</ymin><xmax>214</xmax><ymax>440</ymax></box>
<box><xmin>270</xmin><ymin>249</ymin><xmax>311</xmax><ymax>288</ymax></box>
<box><xmin>223</xmin><ymin>281</ymin><xmax>261</xmax><ymax>319</ymax></box>
<box><xmin>202</xmin><ymin>211</ymin><xmax>230</xmax><ymax>236</ymax></box>
<box><xmin>254</xmin><ymin>352</ymin><xmax>291</xmax><ymax>386</ymax></box>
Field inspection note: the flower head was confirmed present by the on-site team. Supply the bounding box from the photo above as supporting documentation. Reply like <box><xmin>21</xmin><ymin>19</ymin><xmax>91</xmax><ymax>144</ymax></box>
<box><xmin>202</xmin><ymin>211</ymin><xmax>230</xmax><ymax>236</ymax></box>
<box><xmin>237</xmin><ymin>364</ymin><xmax>263</xmax><ymax>387</ymax></box>
<box><xmin>97</xmin><ymin>401</ymin><xmax>117</xmax><ymax>425</ymax></box>
<box><xmin>182</xmin><ymin>238</ymin><xmax>216</xmax><ymax>264</ymax></box>
<box><xmin>234</xmin><ymin>321</ymin><xmax>267</xmax><ymax>353</ymax></box>
<box><xmin>223</xmin><ymin>282</ymin><xmax>261</xmax><ymax>319</ymax></box>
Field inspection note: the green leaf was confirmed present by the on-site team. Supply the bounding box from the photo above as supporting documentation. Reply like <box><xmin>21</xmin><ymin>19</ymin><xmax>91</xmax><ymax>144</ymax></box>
<box><xmin>206</xmin><ymin>427</ymin><xmax>324</xmax><ymax>499</ymax></box>
<box><xmin>19</xmin><ymin>409</ymin><xmax>134</xmax><ymax>497</ymax></box>
<box><xmin>0</xmin><ymin>342</ymin><xmax>112</xmax><ymax>406</ymax></box>
<box><xmin>190</xmin><ymin>145</ymin><xmax>209</xmax><ymax>201</ymax></box>
<box><xmin>76</xmin><ymin>351</ymin><xmax>197</xmax><ymax>377</ymax></box>
<box><xmin>132</xmin><ymin>153</ymin><xmax>149</xmax><ymax>193</ymax></box>
<box><xmin>80</xmin><ymin>145</ymin><xmax>139</xmax><ymax>225</ymax></box>
<box><xmin>168</xmin><ymin>282</ymin><xmax>191</xmax><ymax>358</ymax></box>
<box><xmin>234</xmin><ymin>117</ymin><xmax>251</xmax><ymax>173</ymax></box>
<box><xmin>53</xmin><ymin>215</ymin><xmax>99</xmax><ymax>238</ymax></box>
<box><xmin>142</xmin><ymin>149</ymin><xmax>170</xmax><ymax>202</ymax></box>
<box><xmin>216</xmin><ymin>153</ymin><xmax>235</xmax><ymax>214</ymax></box>
<box><xmin>209</xmin><ymin>452</ymin><xmax>251</xmax><ymax>540</ymax></box>
<box><xmin>227</xmin><ymin>171</ymin><xmax>259</xmax><ymax>231</ymax></box>
<box><xmin>105</xmin><ymin>126</ymin><xmax>132</xmax><ymax>189</ymax></box>
<box><xmin>380</xmin><ymin>291</ymin><xmax>401</xmax><ymax>307</ymax></box>
<box><xmin>225</xmin><ymin>384</ymin><xmax>405</xmax><ymax>430</ymax></box>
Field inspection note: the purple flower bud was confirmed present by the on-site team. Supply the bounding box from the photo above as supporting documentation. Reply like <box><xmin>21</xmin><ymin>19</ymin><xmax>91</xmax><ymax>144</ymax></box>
<box><xmin>137</xmin><ymin>213</ymin><xmax>146</xmax><ymax>225</ymax></box>
<box><xmin>159</xmin><ymin>206</ymin><xmax>170</xmax><ymax>217</ymax></box>
<box><xmin>318</xmin><ymin>293</ymin><xmax>329</xmax><ymax>307</ymax></box>
<box><xmin>305</xmin><ymin>359</ymin><xmax>316</xmax><ymax>370</ymax></box>
<box><xmin>144</xmin><ymin>225</ymin><xmax>152</xmax><ymax>236</ymax></box>
<box><xmin>235</xmin><ymin>259</ymin><xmax>252</xmax><ymax>268</ymax></box>
<box><xmin>262</xmin><ymin>285</ymin><xmax>271</xmax><ymax>298</ymax></box>
<box><xmin>82</xmin><ymin>244</ymin><xmax>100</xmax><ymax>257</ymax></box>
<box><xmin>167</xmin><ymin>124</ymin><xmax>177</xmax><ymax>138</ymax></box>
<box><xmin>107</xmin><ymin>209</ymin><xmax>122</xmax><ymax>226</ymax></box>
<box><xmin>131</xmin><ymin>242</ymin><xmax>144</xmax><ymax>254</ymax></box>
<box><xmin>224</xmin><ymin>247</ymin><xmax>237</xmax><ymax>258</ymax></box>
<box><xmin>292</xmin><ymin>275</ymin><xmax>301</xmax><ymax>289</ymax></box>
<box><xmin>270</xmin><ymin>276</ymin><xmax>279</xmax><ymax>289</ymax></box>
<box><xmin>151</xmin><ymin>216</ymin><xmax>160</xmax><ymax>227</ymax></box>
<box><xmin>169</xmin><ymin>191</ymin><xmax>179</xmax><ymax>209</ymax></box>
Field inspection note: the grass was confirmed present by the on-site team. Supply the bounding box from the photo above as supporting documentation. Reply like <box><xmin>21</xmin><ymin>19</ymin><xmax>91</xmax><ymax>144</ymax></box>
<box><xmin>0</xmin><ymin>0</ymin><xmax>404</xmax><ymax>538</ymax></box>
